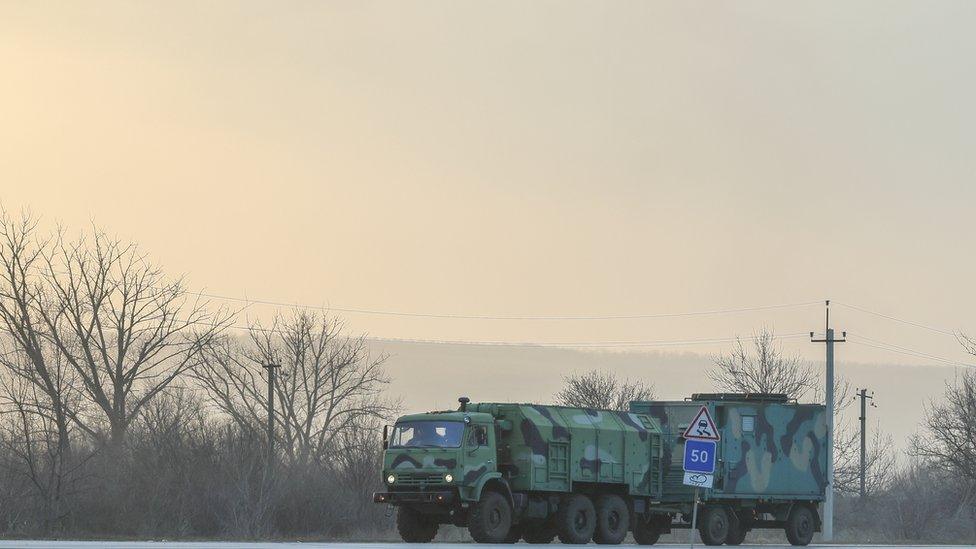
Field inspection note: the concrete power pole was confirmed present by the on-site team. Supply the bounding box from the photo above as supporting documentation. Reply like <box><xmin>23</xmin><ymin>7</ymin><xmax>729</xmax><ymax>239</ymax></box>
<box><xmin>811</xmin><ymin>300</ymin><xmax>845</xmax><ymax>542</ymax></box>
<box><xmin>857</xmin><ymin>388</ymin><xmax>875</xmax><ymax>499</ymax></box>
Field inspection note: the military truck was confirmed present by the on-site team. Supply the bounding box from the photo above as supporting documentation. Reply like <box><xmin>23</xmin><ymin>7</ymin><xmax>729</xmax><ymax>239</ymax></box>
<box><xmin>629</xmin><ymin>393</ymin><xmax>827</xmax><ymax>546</ymax></box>
<box><xmin>373</xmin><ymin>394</ymin><xmax>826</xmax><ymax>545</ymax></box>
<box><xmin>373</xmin><ymin>398</ymin><xmax>665</xmax><ymax>544</ymax></box>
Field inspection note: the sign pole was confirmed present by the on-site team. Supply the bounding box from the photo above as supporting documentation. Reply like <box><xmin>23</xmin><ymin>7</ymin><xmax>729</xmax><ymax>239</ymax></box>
<box><xmin>682</xmin><ymin>403</ymin><xmax>718</xmax><ymax>548</ymax></box>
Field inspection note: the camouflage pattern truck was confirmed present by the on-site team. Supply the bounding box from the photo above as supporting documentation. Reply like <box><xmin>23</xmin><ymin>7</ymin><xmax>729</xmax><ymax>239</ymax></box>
<box><xmin>373</xmin><ymin>397</ymin><xmax>665</xmax><ymax>544</ymax></box>
<box><xmin>373</xmin><ymin>393</ymin><xmax>826</xmax><ymax>546</ymax></box>
<box><xmin>630</xmin><ymin>393</ymin><xmax>827</xmax><ymax>546</ymax></box>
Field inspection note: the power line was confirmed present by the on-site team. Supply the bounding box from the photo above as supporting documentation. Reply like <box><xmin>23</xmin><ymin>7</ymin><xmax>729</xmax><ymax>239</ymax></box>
<box><xmin>847</xmin><ymin>332</ymin><xmax>976</xmax><ymax>368</ymax></box>
<box><xmin>366</xmin><ymin>332</ymin><xmax>811</xmax><ymax>349</ymax></box>
<box><xmin>850</xmin><ymin>340</ymin><xmax>969</xmax><ymax>367</ymax></box>
<box><xmin>224</xmin><ymin>319</ymin><xmax>810</xmax><ymax>348</ymax></box>
<box><xmin>834</xmin><ymin>301</ymin><xmax>957</xmax><ymax>337</ymax></box>
<box><xmin>191</xmin><ymin>291</ymin><xmax>821</xmax><ymax>321</ymax></box>
<box><xmin>23</xmin><ymin>264</ymin><xmax>976</xmax><ymax>357</ymax></box>
<box><xmin>16</xmin><ymin>265</ymin><xmax>816</xmax><ymax>321</ymax></box>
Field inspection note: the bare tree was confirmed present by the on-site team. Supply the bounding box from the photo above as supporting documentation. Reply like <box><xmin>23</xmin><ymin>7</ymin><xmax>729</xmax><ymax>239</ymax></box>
<box><xmin>833</xmin><ymin>424</ymin><xmax>896</xmax><ymax>495</ymax></box>
<box><xmin>709</xmin><ymin>328</ymin><xmax>817</xmax><ymax>399</ymax></box>
<box><xmin>0</xmin><ymin>211</ymin><xmax>76</xmax><ymax>455</ymax></box>
<box><xmin>0</xmin><ymin>214</ymin><xmax>230</xmax><ymax>447</ymax></box>
<box><xmin>913</xmin><ymin>368</ymin><xmax>976</xmax><ymax>484</ymax></box>
<box><xmin>886</xmin><ymin>459</ymin><xmax>948</xmax><ymax>540</ymax></box>
<box><xmin>330</xmin><ymin>416</ymin><xmax>388</xmax><ymax>530</ymax></box>
<box><xmin>194</xmin><ymin>310</ymin><xmax>395</xmax><ymax>467</ymax></box>
<box><xmin>33</xmin><ymin>228</ymin><xmax>230</xmax><ymax>446</ymax></box>
<box><xmin>0</xmin><ymin>210</ymin><xmax>86</xmax><ymax>531</ymax></box>
<box><xmin>555</xmin><ymin>370</ymin><xmax>654</xmax><ymax>411</ymax></box>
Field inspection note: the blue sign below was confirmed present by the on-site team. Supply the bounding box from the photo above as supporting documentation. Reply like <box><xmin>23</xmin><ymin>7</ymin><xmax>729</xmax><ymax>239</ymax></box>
<box><xmin>683</xmin><ymin>439</ymin><xmax>716</xmax><ymax>474</ymax></box>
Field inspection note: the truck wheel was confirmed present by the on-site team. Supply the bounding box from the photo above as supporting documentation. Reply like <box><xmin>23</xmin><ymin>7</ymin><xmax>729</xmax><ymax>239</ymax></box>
<box><xmin>469</xmin><ymin>491</ymin><xmax>513</xmax><ymax>543</ymax></box>
<box><xmin>698</xmin><ymin>506</ymin><xmax>730</xmax><ymax>546</ymax></box>
<box><xmin>725</xmin><ymin>521</ymin><xmax>747</xmax><ymax>545</ymax></box>
<box><xmin>632</xmin><ymin>518</ymin><xmax>661</xmax><ymax>545</ymax></box>
<box><xmin>503</xmin><ymin>524</ymin><xmax>522</xmax><ymax>544</ymax></box>
<box><xmin>785</xmin><ymin>505</ymin><xmax>815</xmax><ymax>546</ymax></box>
<box><xmin>397</xmin><ymin>506</ymin><xmax>438</xmax><ymax>543</ymax></box>
<box><xmin>593</xmin><ymin>495</ymin><xmax>629</xmax><ymax>544</ymax></box>
<box><xmin>522</xmin><ymin>522</ymin><xmax>557</xmax><ymax>544</ymax></box>
<box><xmin>556</xmin><ymin>494</ymin><xmax>596</xmax><ymax>544</ymax></box>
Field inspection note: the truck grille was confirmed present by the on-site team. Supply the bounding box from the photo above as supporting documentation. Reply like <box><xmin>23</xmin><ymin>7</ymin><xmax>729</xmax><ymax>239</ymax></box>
<box><xmin>395</xmin><ymin>472</ymin><xmax>446</xmax><ymax>486</ymax></box>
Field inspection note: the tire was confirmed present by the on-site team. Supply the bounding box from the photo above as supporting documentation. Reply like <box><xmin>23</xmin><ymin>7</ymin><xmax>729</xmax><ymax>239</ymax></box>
<box><xmin>785</xmin><ymin>505</ymin><xmax>816</xmax><ymax>546</ymax></box>
<box><xmin>698</xmin><ymin>506</ymin><xmax>730</xmax><ymax>546</ymax></box>
<box><xmin>522</xmin><ymin>521</ymin><xmax>558</xmax><ymax>544</ymax></box>
<box><xmin>725</xmin><ymin>520</ymin><xmax>747</xmax><ymax>545</ymax></box>
<box><xmin>593</xmin><ymin>495</ymin><xmax>629</xmax><ymax>545</ymax></box>
<box><xmin>632</xmin><ymin>517</ymin><xmax>662</xmax><ymax>545</ymax></box>
<box><xmin>556</xmin><ymin>494</ymin><xmax>597</xmax><ymax>544</ymax></box>
<box><xmin>503</xmin><ymin>524</ymin><xmax>522</xmax><ymax>544</ymax></box>
<box><xmin>468</xmin><ymin>491</ymin><xmax>513</xmax><ymax>544</ymax></box>
<box><xmin>397</xmin><ymin>506</ymin><xmax>439</xmax><ymax>543</ymax></box>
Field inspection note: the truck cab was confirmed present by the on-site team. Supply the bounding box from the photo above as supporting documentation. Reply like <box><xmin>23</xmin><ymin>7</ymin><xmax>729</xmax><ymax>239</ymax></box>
<box><xmin>374</xmin><ymin>399</ymin><xmax>516</xmax><ymax>543</ymax></box>
<box><xmin>376</xmin><ymin>409</ymin><xmax>498</xmax><ymax>507</ymax></box>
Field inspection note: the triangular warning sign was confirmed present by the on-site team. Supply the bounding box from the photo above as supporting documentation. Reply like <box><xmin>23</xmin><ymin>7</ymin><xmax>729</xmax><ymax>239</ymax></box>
<box><xmin>683</xmin><ymin>406</ymin><xmax>720</xmax><ymax>441</ymax></box>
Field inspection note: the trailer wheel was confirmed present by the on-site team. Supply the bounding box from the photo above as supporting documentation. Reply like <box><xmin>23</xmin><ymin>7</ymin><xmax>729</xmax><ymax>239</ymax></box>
<box><xmin>556</xmin><ymin>494</ymin><xmax>596</xmax><ymax>544</ymax></box>
<box><xmin>593</xmin><ymin>495</ymin><xmax>629</xmax><ymax>544</ymax></box>
<box><xmin>522</xmin><ymin>521</ymin><xmax>557</xmax><ymax>544</ymax></box>
<box><xmin>698</xmin><ymin>506</ymin><xmax>730</xmax><ymax>546</ymax></box>
<box><xmin>725</xmin><ymin>520</ymin><xmax>747</xmax><ymax>545</ymax></box>
<box><xmin>397</xmin><ymin>506</ymin><xmax>439</xmax><ymax>543</ymax></box>
<box><xmin>785</xmin><ymin>505</ymin><xmax>815</xmax><ymax>546</ymax></box>
<box><xmin>632</xmin><ymin>518</ymin><xmax>661</xmax><ymax>545</ymax></box>
<box><xmin>468</xmin><ymin>491</ymin><xmax>513</xmax><ymax>543</ymax></box>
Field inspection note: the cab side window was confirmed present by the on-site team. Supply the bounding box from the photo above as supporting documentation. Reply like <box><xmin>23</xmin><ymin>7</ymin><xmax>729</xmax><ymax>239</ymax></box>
<box><xmin>468</xmin><ymin>425</ymin><xmax>488</xmax><ymax>447</ymax></box>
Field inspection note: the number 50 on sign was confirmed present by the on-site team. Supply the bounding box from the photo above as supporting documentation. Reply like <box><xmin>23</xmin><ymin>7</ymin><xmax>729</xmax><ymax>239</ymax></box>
<box><xmin>683</xmin><ymin>439</ymin><xmax>716</xmax><ymax>474</ymax></box>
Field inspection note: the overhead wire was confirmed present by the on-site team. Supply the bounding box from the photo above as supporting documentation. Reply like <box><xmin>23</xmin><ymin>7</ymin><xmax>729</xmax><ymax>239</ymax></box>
<box><xmin>365</xmin><ymin>332</ymin><xmax>811</xmax><ymax>349</ymax></box>
<box><xmin>847</xmin><ymin>332</ymin><xmax>976</xmax><ymax>368</ymax></box>
<box><xmin>14</xmin><ymin>263</ymin><xmax>976</xmax><ymax>358</ymax></box>
<box><xmin>190</xmin><ymin>291</ymin><xmax>822</xmax><ymax>321</ymax></box>
<box><xmin>834</xmin><ymin>301</ymin><xmax>957</xmax><ymax>337</ymax></box>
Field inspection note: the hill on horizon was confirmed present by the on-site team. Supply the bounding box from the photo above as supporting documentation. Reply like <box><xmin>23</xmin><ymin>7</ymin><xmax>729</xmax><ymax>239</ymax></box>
<box><xmin>372</xmin><ymin>339</ymin><xmax>958</xmax><ymax>456</ymax></box>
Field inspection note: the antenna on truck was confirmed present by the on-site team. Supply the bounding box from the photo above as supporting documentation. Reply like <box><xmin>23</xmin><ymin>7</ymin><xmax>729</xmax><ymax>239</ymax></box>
<box><xmin>458</xmin><ymin>396</ymin><xmax>470</xmax><ymax>411</ymax></box>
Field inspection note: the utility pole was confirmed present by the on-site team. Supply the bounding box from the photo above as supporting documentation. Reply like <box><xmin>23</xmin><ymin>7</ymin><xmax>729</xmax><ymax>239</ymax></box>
<box><xmin>263</xmin><ymin>361</ymin><xmax>281</xmax><ymax>465</ymax></box>
<box><xmin>811</xmin><ymin>300</ymin><xmax>845</xmax><ymax>542</ymax></box>
<box><xmin>856</xmin><ymin>388</ymin><xmax>875</xmax><ymax>499</ymax></box>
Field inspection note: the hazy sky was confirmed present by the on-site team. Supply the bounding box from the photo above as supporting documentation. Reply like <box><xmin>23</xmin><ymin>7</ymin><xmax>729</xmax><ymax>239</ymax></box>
<box><xmin>2</xmin><ymin>2</ymin><xmax>975</xmax><ymax>370</ymax></box>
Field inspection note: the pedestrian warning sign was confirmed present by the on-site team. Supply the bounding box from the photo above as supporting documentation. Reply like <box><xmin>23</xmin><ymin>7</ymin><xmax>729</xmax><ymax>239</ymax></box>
<box><xmin>682</xmin><ymin>406</ymin><xmax>720</xmax><ymax>441</ymax></box>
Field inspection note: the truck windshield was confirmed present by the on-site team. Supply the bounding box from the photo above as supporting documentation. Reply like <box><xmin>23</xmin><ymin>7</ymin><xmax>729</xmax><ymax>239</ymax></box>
<box><xmin>390</xmin><ymin>421</ymin><xmax>464</xmax><ymax>448</ymax></box>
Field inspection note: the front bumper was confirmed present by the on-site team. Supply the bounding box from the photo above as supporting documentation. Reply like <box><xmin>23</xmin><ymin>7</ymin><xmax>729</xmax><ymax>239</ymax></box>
<box><xmin>373</xmin><ymin>490</ymin><xmax>456</xmax><ymax>505</ymax></box>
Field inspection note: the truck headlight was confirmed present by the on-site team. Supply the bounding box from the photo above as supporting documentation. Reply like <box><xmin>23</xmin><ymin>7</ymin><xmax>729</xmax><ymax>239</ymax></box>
<box><xmin>444</xmin><ymin>474</ymin><xmax>454</xmax><ymax>483</ymax></box>
<box><xmin>387</xmin><ymin>474</ymin><xmax>396</xmax><ymax>485</ymax></box>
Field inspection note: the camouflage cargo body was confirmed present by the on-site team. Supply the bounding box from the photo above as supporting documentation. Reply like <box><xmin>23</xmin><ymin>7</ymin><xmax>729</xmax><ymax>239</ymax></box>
<box><xmin>629</xmin><ymin>393</ymin><xmax>827</xmax><ymax>503</ymax></box>
<box><xmin>466</xmin><ymin>402</ymin><xmax>664</xmax><ymax>497</ymax></box>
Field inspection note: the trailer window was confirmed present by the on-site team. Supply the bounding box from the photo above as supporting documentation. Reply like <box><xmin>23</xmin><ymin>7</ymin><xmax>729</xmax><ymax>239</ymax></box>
<box><xmin>742</xmin><ymin>415</ymin><xmax>755</xmax><ymax>433</ymax></box>
<box><xmin>389</xmin><ymin>421</ymin><xmax>464</xmax><ymax>448</ymax></box>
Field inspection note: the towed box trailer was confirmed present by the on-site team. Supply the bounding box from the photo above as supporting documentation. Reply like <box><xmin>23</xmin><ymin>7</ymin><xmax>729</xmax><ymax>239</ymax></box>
<box><xmin>374</xmin><ymin>393</ymin><xmax>826</xmax><ymax>545</ymax></box>
<box><xmin>630</xmin><ymin>393</ymin><xmax>827</xmax><ymax>545</ymax></box>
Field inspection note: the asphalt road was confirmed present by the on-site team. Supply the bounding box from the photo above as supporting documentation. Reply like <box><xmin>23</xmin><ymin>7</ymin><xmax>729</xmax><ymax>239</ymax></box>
<box><xmin>0</xmin><ymin>540</ymin><xmax>976</xmax><ymax>549</ymax></box>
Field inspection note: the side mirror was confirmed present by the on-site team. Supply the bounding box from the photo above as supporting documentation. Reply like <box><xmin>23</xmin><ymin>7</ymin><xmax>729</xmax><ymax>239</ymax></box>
<box><xmin>382</xmin><ymin>425</ymin><xmax>390</xmax><ymax>450</ymax></box>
